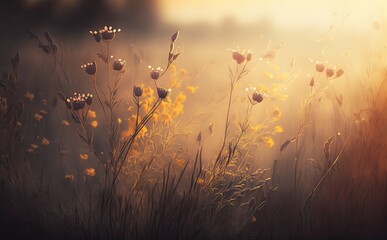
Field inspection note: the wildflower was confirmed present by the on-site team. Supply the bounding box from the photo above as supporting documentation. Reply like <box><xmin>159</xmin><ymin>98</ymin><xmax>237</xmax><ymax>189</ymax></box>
<box><xmin>326</xmin><ymin>68</ymin><xmax>335</xmax><ymax>78</ymax></box>
<box><xmin>196</xmin><ymin>178</ymin><xmax>205</xmax><ymax>186</ymax></box>
<box><xmin>272</xmin><ymin>107</ymin><xmax>282</xmax><ymax>121</ymax></box>
<box><xmin>117</xmin><ymin>118</ymin><xmax>122</xmax><ymax>124</ymax></box>
<box><xmin>24</xmin><ymin>92</ymin><xmax>35</xmax><ymax>101</ymax></box>
<box><xmin>100</xmin><ymin>26</ymin><xmax>121</xmax><ymax>41</ymax></box>
<box><xmin>61</xmin><ymin>120</ymin><xmax>70</xmax><ymax>126</ymax></box>
<box><xmin>64</xmin><ymin>174</ymin><xmax>75</xmax><ymax>181</ymax></box>
<box><xmin>186</xmin><ymin>85</ymin><xmax>198</xmax><ymax>94</ymax></box>
<box><xmin>133</xmin><ymin>85</ymin><xmax>143</xmax><ymax>97</ymax></box>
<box><xmin>157</xmin><ymin>87</ymin><xmax>170</xmax><ymax>99</ymax></box>
<box><xmin>148</xmin><ymin>66</ymin><xmax>163</xmax><ymax>80</ymax></box>
<box><xmin>274</xmin><ymin>125</ymin><xmax>283</xmax><ymax>133</ymax></box>
<box><xmin>63</xmin><ymin>93</ymin><xmax>92</xmax><ymax>110</ymax></box>
<box><xmin>41</xmin><ymin>137</ymin><xmax>50</xmax><ymax>146</ymax></box>
<box><xmin>309</xmin><ymin>77</ymin><xmax>315</xmax><ymax>87</ymax></box>
<box><xmin>112</xmin><ymin>59</ymin><xmax>126</xmax><ymax>71</ymax></box>
<box><xmin>89</xmin><ymin>30</ymin><xmax>102</xmax><ymax>42</ymax></box>
<box><xmin>252</xmin><ymin>92</ymin><xmax>264</xmax><ymax>103</ymax></box>
<box><xmin>232</xmin><ymin>50</ymin><xmax>245</xmax><ymax>64</ymax></box>
<box><xmin>335</xmin><ymin>69</ymin><xmax>345</xmax><ymax>78</ymax></box>
<box><xmin>80</xmin><ymin>154</ymin><xmax>89</xmax><ymax>160</ymax></box>
<box><xmin>315</xmin><ymin>63</ymin><xmax>325</xmax><ymax>73</ymax></box>
<box><xmin>34</xmin><ymin>113</ymin><xmax>43</xmax><ymax>121</ymax></box>
<box><xmin>81</xmin><ymin>61</ymin><xmax>97</xmax><ymax>75</ymax></box>
<box><xmin>84</xmin><ymin>168</ymin><xmax>96</xmax><ymax>177</ymax></box>
<box><xmin>87</xmin><ymin>109</ymin><xmax>96</xmax><ymax>118</ymax></box>
<box><xmin>90</xmin><ymin>120</ymin><xmax>98</xmax><ymax>128</ymax></box>
<box><xmin>262</xmin><ymin>136</ymin><xmax>275</xmax><ymax>148</ymax></box>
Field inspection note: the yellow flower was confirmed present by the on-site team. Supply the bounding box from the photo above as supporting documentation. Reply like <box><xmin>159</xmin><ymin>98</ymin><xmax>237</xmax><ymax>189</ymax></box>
<box><xmin>262</xmin><ymin>136</ymin><xmax>275</xmax><ymax>148</ymax></box>
<box><xmin>88</xmin><ymin>109</ymin><xmax>97</xmax><ymax>118</ymax></box>
<box><xmin>90</xmin><ymin>120</ymin><xmax>98</xmax><ymax>128</ymax></box>
<box><xmin>80</xmin><ymin>154</ymin><xmax>89</xmax><ymax>160</ymax></box>
<box><xmin>274</xmin><ymin>125</ymin><xmax>283</xmax><ymax>133</ymax></box>
<box><xmin>185</xmin><ymin>86</ymin><xmax>198</xmax><ymax>94</ymax></box>
<box><xmin>61</xmin><ymin>120</ymin><xmax>70</xmax><ymax>126</ymax></box>
<box><xmin>196</xmin><ymin>178</ymin><xmax>205</xmax><ymax>186</ymax></box>
<box><xmin>84</xmin><ymin>168</ymin><xmax>96</xmax><ymax>176</ymax></box>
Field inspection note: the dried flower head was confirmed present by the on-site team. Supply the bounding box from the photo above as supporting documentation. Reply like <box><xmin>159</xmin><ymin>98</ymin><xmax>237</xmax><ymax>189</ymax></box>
<box><xmin>63</xmin><ymin>93</ymin><xmax>93</xmax><ymax>110</ymax></box>
<box><xmin>112</xmin><ymin>59</ymin><xmax>126</xmax><ymax>71</ymax></box>
<box><xmin>315</xmin><ymin>63</ymin><xmax>325</xmax><ymax>73</ymax></box>
<box><xmin>252</xmin><ymin>92</ymin><xmax>264</xmax><ymax>103</ymax></box>
<box><xmin>133</xmin><ymin>85</ymin><xmax>143</xmax><ymax>97</ymax></box>
<box><xmin>99</xmin><ymin>26</ymin><xmax>121</xmax><ymax>41</ymax></box>
<box><xmin>81</xmin><ymin>61</ymin><xmax>97</xmax><ymax>75</ymax></box>
<box><xmin>309</xmin><ymin>77</ymin><xmax>315</xmax><ymax>87</ymax></box>
<box><xmin>335</xmin><ymin>69</ymin><xmax>345</xmax><ymax>78</ymax></box>
<box><xmin>231</xmin><ymin>47</ymin><xmax>252</xmax><ymax>64</ymax></box>
<box><xmin>233</xmin><ymin>51</ymin><xmax>245</xmax><ymax>64</ymax></box>
<box><xmin>89</xmin><ymin>30</ymin><xmax>102</xmax><ymax>42</ymax></box>
<box><xmin>157</xmin><ymin>87</ymin><xmax>170</xmax><ymax>99</ymax></box>
<box><xmin>326</xmin><ymin>68</ymin><xmax>335</xmax><ymax>78</ymax></box>
<box><xmin>148</xmin><ymin>66</ymin><xmax>163</xmax><ymax>80</ymax></box>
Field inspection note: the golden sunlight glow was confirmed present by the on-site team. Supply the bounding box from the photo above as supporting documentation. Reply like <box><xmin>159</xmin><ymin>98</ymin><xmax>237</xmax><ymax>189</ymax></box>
<box><xmin>161</xmin><ymin>0</ymin><xmax>387</xmax><ymax>30</ymax></box>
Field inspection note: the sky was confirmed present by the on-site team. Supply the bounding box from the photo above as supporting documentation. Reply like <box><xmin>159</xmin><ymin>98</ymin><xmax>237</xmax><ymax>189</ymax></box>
<box><xmin>160</xmin><ymin>0</ymin><xmax>387</xmax><ymax>31</ymax></box>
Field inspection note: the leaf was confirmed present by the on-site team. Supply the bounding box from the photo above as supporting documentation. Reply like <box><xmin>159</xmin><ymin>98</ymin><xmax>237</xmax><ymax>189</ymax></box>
<box><xmin>280</xmin><ymin>138</ymin><xmax>296</xmax><ymax>152</ymax></box>
<box><xmin>171</xmin><ymin>30</ymin><xmax>179</xmax><ymax>43</ymax></box>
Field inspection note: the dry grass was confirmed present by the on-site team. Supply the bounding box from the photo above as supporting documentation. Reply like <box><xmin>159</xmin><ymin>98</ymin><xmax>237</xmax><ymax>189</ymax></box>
<box><xmin>0</xmin><ymin>25</ymin><xmax>386</xmax><ymax>240</ymax></box>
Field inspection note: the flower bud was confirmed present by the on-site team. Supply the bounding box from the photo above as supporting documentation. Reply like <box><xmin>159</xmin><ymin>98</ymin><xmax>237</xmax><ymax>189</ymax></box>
<box><xmin>157</xmin><ymin>87</ymin><xmax>169</xmax><ymax>99</ymax></box>
<box><xmin>326</xmin><ymin>68</ymin><xmax>335</xmax><ymax>78</ymax></box>
<box><xmin>335</xmin><ymin>69</ymin><xmax>344</xmax><ymax>78</ymax></box>
<box><xmin>82</xmin><ymin>61</ymin><xmax>97</xmax><ymax>75</ymax></box>
<box><xmin>133</xmin><ymin>85</ymin><xmax>143</xmax><ymax>97</ymax></box>
<box><xmin>252</xmin><ymin>92</ymin><xmax>263</xmax><ymax>103</ymax></box>
<box><xmin>315</xmin><ymin>63</ymin><xmax>325</xmax><ymax>73</ymax></box>
<box><xmin>112</xmin><ymin>59</ymin><xmax>126</xmax><ymax>71</ymax></box>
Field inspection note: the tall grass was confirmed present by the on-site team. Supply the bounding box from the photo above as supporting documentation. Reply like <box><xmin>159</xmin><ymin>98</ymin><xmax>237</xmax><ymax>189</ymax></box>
<box><xmin>0</xmin><ymin>26</ymin><xmax>386</xmax><ymax>240</ymax></box>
